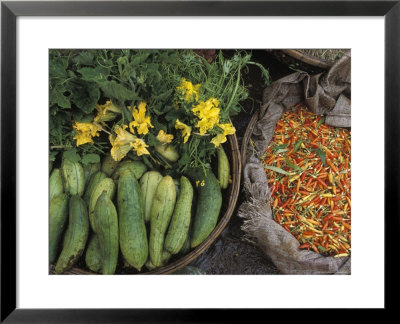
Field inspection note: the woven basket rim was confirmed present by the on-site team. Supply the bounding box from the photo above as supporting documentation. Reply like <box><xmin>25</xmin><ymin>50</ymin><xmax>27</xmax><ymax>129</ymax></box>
<box><xmin>281</xmin><ymin>49</ymin><xmax>334</xmax><ymax>70</ymax></box>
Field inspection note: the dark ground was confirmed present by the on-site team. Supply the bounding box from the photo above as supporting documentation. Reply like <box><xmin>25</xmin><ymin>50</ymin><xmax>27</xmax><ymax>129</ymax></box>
<box><xmin>187</xmin><ymin>50</ymin><xmax>295</xmax><ymax>274</ymax></box>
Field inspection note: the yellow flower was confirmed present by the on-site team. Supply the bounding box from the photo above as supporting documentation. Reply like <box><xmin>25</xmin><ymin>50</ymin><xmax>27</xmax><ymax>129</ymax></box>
<box><xmin>94</xmin><ymin>100</ymin><xmax>121</xmax><ymax>124</ymax></box>
<box><xmin>129</xmin><ymin>101</ymin><xmax>154</xmax><ymax>135</ymax></box>
<box><xmin>218</xmin><ymin>123</ymin><xmax>236</xmax><ymax>136</ymax></box>
<box><xmin>176</xmin><ymin>78</ymin><xmax>201</xmax><ymax>103</ymax></box>
<box><xmin>211</xmin><ymin>133</ymin><xmax>227</xmax><ymax>147</ymax></box>
<box><xmin>210</xmin><ymin>123</ymin><xmax>236</xmax><ymax>147</ymax></box>
<box><xmin>175</xmin><ymin>119</ymin><xmax>192</xmax><ymax>143</ymax></box>
<box><xmin>109</xmin><ymin>125</ymin><xmax>137</xmax><ymax>161</ymax></box>
<box><xmin>192</xmin><ymin>98</ymin><xmax>220</xmax><ymax>135</ymax></box>
<box><xmin>130</xmin><ymin>138</ymin><xmax>150</xmax><ymax>156</ymax></box>
<box><xmin>73</xmin><ymin>122</ymin><xmax>101</xmax><ymax>146</ymax></box>
<box><xmin>157</xmin><ymin>130</ymin><xmax>174</xmax><ymax>144</ymax></box>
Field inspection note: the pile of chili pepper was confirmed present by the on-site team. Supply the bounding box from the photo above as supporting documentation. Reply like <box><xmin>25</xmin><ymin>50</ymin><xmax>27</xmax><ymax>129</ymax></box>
<box><xmin>261</xmin><ymin>103</ymin><xmax>351</xmax><ymax>257</ymax></box>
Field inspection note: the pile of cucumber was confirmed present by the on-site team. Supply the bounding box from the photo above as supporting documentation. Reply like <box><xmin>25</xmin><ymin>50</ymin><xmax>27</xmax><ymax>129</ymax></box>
<box><xmin>49</xmin><ymin>146</ymin><xmax>230</xmax><ymax>274</ymax></box>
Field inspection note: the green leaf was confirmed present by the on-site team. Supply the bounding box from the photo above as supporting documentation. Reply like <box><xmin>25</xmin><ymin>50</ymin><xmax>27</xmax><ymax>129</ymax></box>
<box><xmin>49</xmin><ymin>151</ymin><xmax>59</xmax><ymax>162</ymax></box>
<box><xmin>50</xmin><ymin>86</ymin><xmax>71</xmax><ymax>108</ymax></box>
<box><xmin>275</xmin><ymin>148</ymin><xmax>289</xmax><ymax>154</ymax></box>
<box><xmin>68</xmin><ymin>80</ymin><xmax>100</xmax><ymax>114</ymax></box>
<box><xmin>81</xmin><ymin>153</ymin><xmax>100</xmax><ymax>165</ymax></box>
<box><xmin>63</xmin><ymin>148</ymin><xmax>81</xmax><ymax>163</ymax></box>
<box><xmin>49</xmin><ymin>57</ymin><xmax>68</xmax><ymax>78</ymax></box>
<box><xmin>285</xmin><ymin>158</ymin><xmax>302</xmax><ymax>172</ymax></box>
<box><xmin>100</xmin><ymin>81</ymin><xmax>137</xmax><ymax>102</ymax></box>
<box><xmin>312</xmin><ymin>148</ymin><xmax>326</xmax><ymax>165</ymax></box>
<box><xmin>272</xmin><ymin>144</ymin><xmax>288</xmax><ymax>152</ymax></box>
<box><xmin>264</xmin><ymin>165</ymin><xmax>291</xmax><ymax>175</ymax></box>
<box><xmin>292</xmin><ymin>139</ymin><xmax>303</xmax><ymax>154</ymax></box>
<box><xmin>72</xmin><ymin>51</ymin><xmax>95</xmax><ymax>66</ymax></box>
<box><xmin>78</xmin><ymin>66</ymin><xmax>109</xmax><ymax>83</ymax></box>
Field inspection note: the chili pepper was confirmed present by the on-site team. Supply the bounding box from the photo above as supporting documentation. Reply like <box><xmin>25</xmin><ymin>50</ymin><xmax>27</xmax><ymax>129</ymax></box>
<box><xmin>262</xmin><ymin>104</ymin><xmax>351</xmax><ymax>257</ymax></box>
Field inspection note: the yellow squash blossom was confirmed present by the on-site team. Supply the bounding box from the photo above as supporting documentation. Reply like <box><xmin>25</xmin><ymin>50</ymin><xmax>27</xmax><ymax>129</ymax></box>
<box><xmin>129</xmin><ymin>101</ymin><xmax>154</xmax><ymax>135</ymax></box>
<box><xmin>157</xmin><ymin>130</ymin><xmax>174</xmax><ymax>144</ymax></box>
<box><xmin>192</xmin><ymin>98</ymin><xmax>220</xmax><ymax>135</ymax></box>
<box><xmin>94</xmin><ymin>100</ymin><xmax>121</xmax><ymax>124</ymax></box>
<box><xmin>176</xmin><ymin>78</ymin><xmax>201</xmax><ymax>103</ymax></box>
<box><xmin>109</xmin><ymin>125</ymin><xmax>137</xmax><ymax>161</ymax></box>
<box><xmin>130</xmin><ymin>138</ymin><xmax>150</xmax><ymax>156</ymax></box>
<box><xmin>73</xmin><ymin>121</ymin><xmax>101</xmax><ymax>146</ymax></box>
<box><xmin>175</xmin><ymin>119</ymin><xmax>191</xmax><ymax>143</ymax></box>
<box><xmin>210</xmin><ymin>123</ymin><xmax>236</xmax><ymax>147</ymax></box>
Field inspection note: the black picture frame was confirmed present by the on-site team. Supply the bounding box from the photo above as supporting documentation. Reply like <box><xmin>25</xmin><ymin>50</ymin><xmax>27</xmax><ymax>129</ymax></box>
<box><xmin>1</xmin><ymin>0</ymin><xmax>397</xmax><ymax>321</ymax></box>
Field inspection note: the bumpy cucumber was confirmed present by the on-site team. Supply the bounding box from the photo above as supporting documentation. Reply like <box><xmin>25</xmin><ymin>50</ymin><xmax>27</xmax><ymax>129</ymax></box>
<box><xmin>88</xmin><ymin>177</ymin><xmax>116</xmax><ymax>232</ymax></box>
<box><xmin>95</xmin><ymin>192</ymin><xmax>119</xmax><ymax>275</ymax></box>
<box><xmin>139</xmin><ymin>171</ymin><xmax>163</xmax><ymax>223</ymax></box>
<box><xmin>145</xmin><ymin>250</ymin><xmax>171</xmax><ymax>270</ymax></box>
<box><xmin>61</xmin><ymin>158</ymin><xmax>85</xmax><ymax>196</ymax></box>
<box><xmin>49</xmin><ymin>168</ymin><xmax>64</xmax><ymax>201</ymax></box>
<box><xmin>154</xmin><ymin>144</ymin><xmax>179</xmax><ymax>162</ymax></box>
<box><xmin>185</xmin><ymin>167</ymin><xmax>222</xmax><ymax>248</ymax></box>
<box><xmin>85</xmin><ymin>234</ymin><xmax>102</xmax><ymax>273</ymax></box>
<box><xmin>83</xmin><ymin>162</ymin><xmax>101</xmax><ymax>188</ymax></box>
<box><xmin>49</xmin><ymin>193</ymin><xmax>69</xmax><ymax>264</ymax></box>
<box><xmin>149</xmin><ymin>176</ymin><xmax>176</xmax><ymax>267</ymax></box>
<box><xmin>83</xmin><ymin>171</ymin><xmax>107</xmax><ymax>206</ymax></box>
<box><xmin>164</xmin><ymin>176</ymin><xmax>193</xmax><ymax>255</ymax></box>
<box><xmin>55</xmin><ymin>196</ymin><xmax>89</xmax><ymax>274</ymax></box>
<box><xmin>101</xmin><ymin>153</ymin><xmax>120</xmax><ymax>177</ymax></box>
<box><xmin>218</xmin><ymin>145</ymin><xmax>230</xmax><ymax>189</ymax></box>
<box><xmin>112</xmin><ymin>160</ymin><xmax>147</xmax><ymax>180</ymax></box>
<box><xmin>118</xmin><ymin>170</ymin><xmax>148</xmax><ymax>271</ymax></box>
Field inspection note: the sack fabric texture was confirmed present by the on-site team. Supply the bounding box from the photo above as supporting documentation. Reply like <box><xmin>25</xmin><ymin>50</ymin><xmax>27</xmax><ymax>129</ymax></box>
<box><xmin>239</xmin><ymin>50</ymin><xmax>351</xmax><ymax>274</ymax></box>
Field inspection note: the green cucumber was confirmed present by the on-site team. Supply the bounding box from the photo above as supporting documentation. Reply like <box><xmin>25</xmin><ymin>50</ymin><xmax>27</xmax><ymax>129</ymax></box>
<box><xmin>61</xmin><ymin>158</ymin><xmax>85</xmax><ymax>197</ymax></box>
<box><xmin>85</xmin><ymin>234</ymin><xmax>102</xmax><ymax>273</ymax></box>
<box><xmin>101</xmin><ymin>153</ymin><xmax>120</xmax><ymax>177</ymax></box>
<box><xmin>149</xmin><ymin>176</ymin><xmax>176</xmax><ymax>267</ymax></box>
<box><xmin>83</xmin><ymin>171</ymin><xmax>107</xmax><ymax>206</ymax></box>
<box><xmin>185</xmin><ymin>167</ymin><xmax>222</xmax><ymax>248</ymax></box>
<box><xmin>49</xmin><ymin>193</ymin><xmax>69</xmax><ymax>264</ymax></box>
<box><xmin>55</xmin><ymin>196</ymin><xmax>89</xmax><ymax>274</ymax></box>
<box><xmin>118</xmin><ymin>170</ymin><xmax>148</xmax><ymax>271</ymax></box>
<box><xmin>139</xmin><ymin>171</ymin><xmax>163</xmax><ymax>223</ymax></box>
<box><xmin>83</xmin><ymin>162</ymin><xmax>101</xmax><ymax>188</ymax></box>
<box><xmin>164</xmin><ymin>176</ymin><xmax>193</xmax><ymax>255</ymax></box>
<box><xmin>49</xmin><ymin>168</ymin><xmax>64</xmax><ymax>201</ymax></box>
<box><xmin>95</xmin><ymin>192</ymin><xmax>119</xmax><ymax>275</ymax></box>
<box><xmin>145</xmin><ymin>251</ymin><xmax>171</xmax><ymax>270</ymax></box>
<box><xmin>218</xmin><ymin>145</ymin><xmax>230</xmax><ymax>189</ymax></box>
<box><xmin>88</xmin><ymin>177</ymin><xmax>116</xmax><ymax>232</ymax></box>
<box><xmin>112</xmin><ymin>160</ymin><xmax>147</xmax><ymax>180</ymax></box>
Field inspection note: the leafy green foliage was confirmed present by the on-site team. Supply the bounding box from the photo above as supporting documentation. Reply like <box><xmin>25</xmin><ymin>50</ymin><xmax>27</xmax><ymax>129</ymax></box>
<box><xmin>49</xmin><ymin>49</ymin><xmax>270</xmax><ymax>170</ymax></box>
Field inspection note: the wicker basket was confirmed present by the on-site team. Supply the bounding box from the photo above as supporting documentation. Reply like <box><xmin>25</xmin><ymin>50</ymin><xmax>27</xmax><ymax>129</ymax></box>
<box><xmin>267</xmin><ymin>49</ymin><xmax>340</xmax><ymax>74</ymax></box>
<box><xmin>51</xmin><ymin>133</ymin><xmax>241</xmax><ymax>275</ymax></box>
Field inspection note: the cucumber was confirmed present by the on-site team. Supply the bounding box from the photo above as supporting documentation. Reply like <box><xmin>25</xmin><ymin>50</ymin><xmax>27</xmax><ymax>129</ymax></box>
<box><xmin>49</xmin><ymin>168</ymin><xmax>64</xmax><ymax>201</ymax></box>
<box><xmin>83</xmin><ymin>171</ymin><xmax>107</xmax><ymax>206</ymax></box>
<box><xmin>101</xmin><ymin>153</ymin><xmax>120</xmax><ymax>177</ymax></box>
<box><xmin>185</xmin><ymin>167</ymin><xmax>222</xmax><ymax>248</ymax></box>
<box><xmin>112</xmin><ymin>160</ymin><xmax>147</xmax><ymax>180</ymax></box>
<box><xmin>55</xmin><ymin>196</ymin><xmax>89</xmax><ymax>274</ymax></box>
<box><xmin>164</xmin><ymin>176</ymin><xmax>193</xmax><ymax>255</ymax></box>
<box><xmin>218</xmin><ymin>145</ymin><xmax>230</xmax><ymax>189</ymax></box>
<box><xmin>95</xmin><ymin>192</ymin><xmax>119</xmax><ymax>275</ymax></box>
<box><xmin>155</xmin><ymin>144</ymin><xmax>179</xmax><ymax>162</ymax></box>
<box><xmin>85</xmin><ymin>234</ymin><xmax>102</xmax><ymax>273</ymax></box>
<box><xmin>149</xmin><ymin>176</ymin><xmax>176</xmax><ymax>267</ymax></box>
<box><xmin>49</xmin><ymin>193</ymin><xmax>69</xmax><ymax>264</ymax></box>
<box><xmin>139</xmin><ymin>171</ymin><xmax>163</xmax><ymax>223</ymax></box>
<box><xmin>145</xmin><ymin>251</ymin><xmax>171</xmax><ymax>270</ymax></box>
<box><xmin>118</xmin><ymin>170</ymin><xmax>148</xmax><ymax>271</ymax></box>
<box><xmin>83</xmin><ymin>162</ymin><xmax>101</xmax><ymax>188</ymax></box>
<box><xmin>88</xmin><ymin>177</ymin><xmax>116</xmax><ymax>232</ymax></box>
<box><xmin>61</xmin><ymin>158</ymin><xmax>85</xmax><ymax>197</ymax></box>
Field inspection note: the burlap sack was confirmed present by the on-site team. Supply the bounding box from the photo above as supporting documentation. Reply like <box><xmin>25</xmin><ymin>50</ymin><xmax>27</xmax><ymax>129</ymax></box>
<box><xmin>238</xmin><ymin>50</ymin><xmax>351</xmax><ymax>274</ymax></box>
